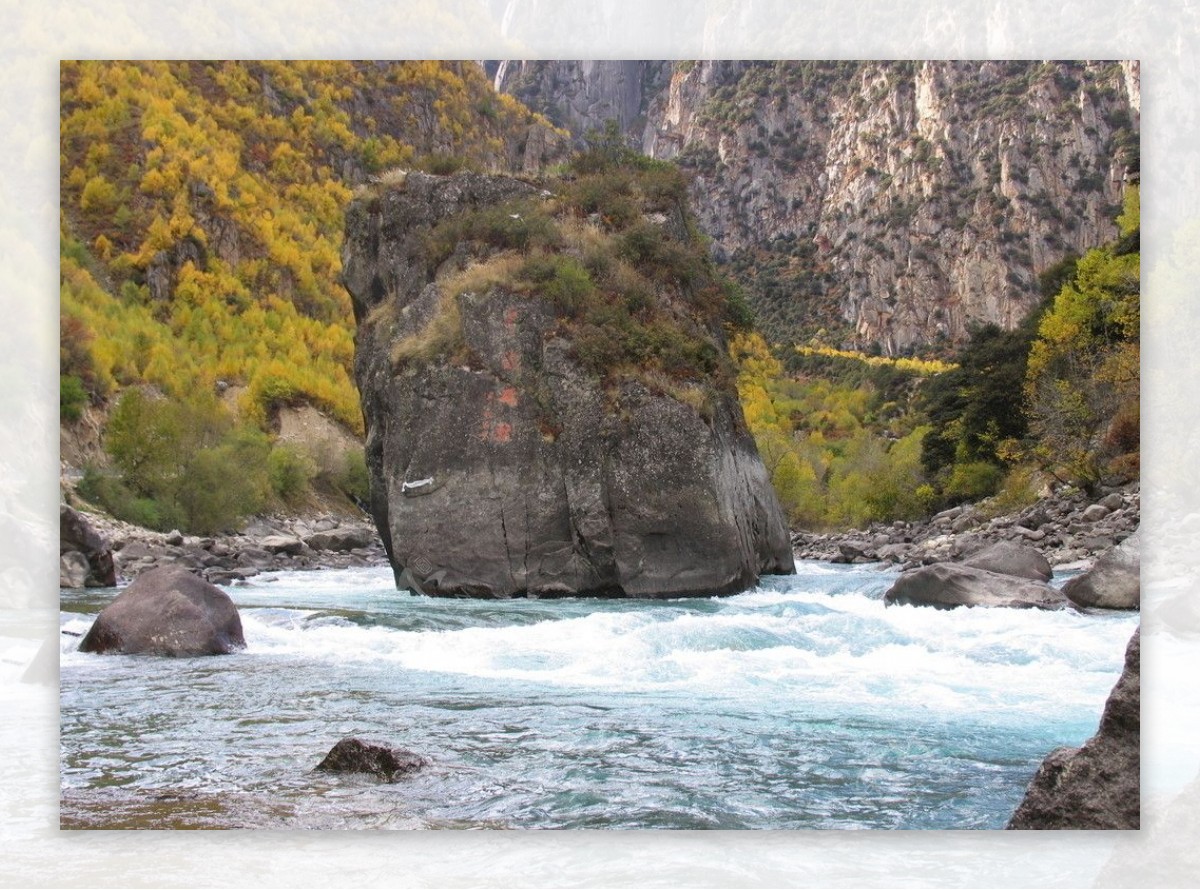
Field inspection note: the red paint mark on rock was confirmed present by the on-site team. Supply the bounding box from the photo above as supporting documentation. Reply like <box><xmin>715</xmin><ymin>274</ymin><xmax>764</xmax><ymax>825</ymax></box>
<box><xmin>503</xmin><ymin>307</ymin><xmax>519</xmax><ymax>327</ymax></box>
<box><xmin>500</xmin><ymin>350</ymin><xmax>520</xmax><ymax>372</ymax></box>
<box><xmin>498</xmin><ymin>386</ymin><xmax>519</xmax><ymax>407</ymax></box>
<box><xmin>492</xmin><ymin>421</ymin><xmax>513</xmax><ymax>443</ymax></box>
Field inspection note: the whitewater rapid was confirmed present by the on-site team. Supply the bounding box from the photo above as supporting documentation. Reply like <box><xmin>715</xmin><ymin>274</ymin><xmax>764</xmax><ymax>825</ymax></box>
<box><xmin>59</xmin><ymin>563</ymin><xmax>1137</xmax><ymax>829</ymax></box>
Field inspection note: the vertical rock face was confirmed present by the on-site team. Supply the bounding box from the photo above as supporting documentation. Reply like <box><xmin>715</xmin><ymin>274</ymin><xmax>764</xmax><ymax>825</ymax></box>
<box><xmin>342</xmin><ymin>171</ymin><xmax>794</xmax><ymax>599</ymax></box>
<box><xmin>497</xmin><ymin>61</ymin><xmax>672</xmax><ymax>144</ymax></box>
<box><xmin>499</xmin><ymin>60</ymin><xmax>1139</xmax><ymax>352</ymax></box>
<box><xmin>1007</xmin><ymin>627</ymin><xmax>1140</xmax><ymax>829</ymax></box>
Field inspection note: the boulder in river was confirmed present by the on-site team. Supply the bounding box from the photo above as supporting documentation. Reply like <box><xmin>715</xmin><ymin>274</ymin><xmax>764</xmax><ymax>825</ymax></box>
<box><xmin>883</xmin><ymin>563</ymin><xmax>1068</xmax><ymax>610</ymax></box>
<box><xmin>78</xmin><ymin>565</ymin><xmax>246</xmax><ymax>656</ymax></box>
<box><xmin>60</xmin><ymin>505</ymin><xmax>116</xmax><ymax>588</ymax></box>
<box><xmin>1007</xmin><ymin>628</ymin><xmax>1140</xmax><ymax>829</ymax></box>
<box><xmin>958</xmin><ymin>541</ymin><xmax>1052</xmax><ymax>582</ymax></box>
<box><xmin>1062</xmin><ymin>531</ymin><xmax>1140</xmax><ymax>610</ymax></box>
<box><xmin>342</xmin><ymin>170</ymin><xmax>794</xmax><ymax>599</ymax></box>
<box><xmin>315</xmin><ymin>737</ymin><xmax>427</xmax><ymax>782</ymax></box>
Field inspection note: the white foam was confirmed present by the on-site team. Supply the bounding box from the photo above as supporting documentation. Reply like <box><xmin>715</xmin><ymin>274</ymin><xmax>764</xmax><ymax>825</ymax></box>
<box><xmin>217</xmin><ymin>571</ymin><xmax>1136</xmax><ymax>728</ymax></box>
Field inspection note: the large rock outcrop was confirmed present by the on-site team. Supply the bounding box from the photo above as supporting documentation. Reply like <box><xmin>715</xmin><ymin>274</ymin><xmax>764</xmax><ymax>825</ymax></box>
<box><xmin>342</xmin><ymin>170</ymin><xmax>794</xmax><ymax>599</ymax></box>
<box><xmin>1008</xmin><ymin>627</ymin><xmax>1140</xmax><ymax>829</ymax></box>
<box><xmin>78</xmin><ymin>565</ymin><xmax>246</xmax><ymax>656</ymax></box>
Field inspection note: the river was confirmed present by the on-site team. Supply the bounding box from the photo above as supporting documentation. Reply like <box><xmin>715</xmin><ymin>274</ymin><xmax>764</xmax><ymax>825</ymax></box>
<box><xmin>59</xmin><ymin>562</ymin><xmax>1137</xmax><ymax>829</ymax></box>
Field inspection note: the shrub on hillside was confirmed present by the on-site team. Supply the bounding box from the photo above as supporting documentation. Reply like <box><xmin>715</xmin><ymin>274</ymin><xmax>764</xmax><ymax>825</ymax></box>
<box><xmin>269</xmin><ymin>444</ymin><xmax>317</xmax><ymax>504</ymax></box>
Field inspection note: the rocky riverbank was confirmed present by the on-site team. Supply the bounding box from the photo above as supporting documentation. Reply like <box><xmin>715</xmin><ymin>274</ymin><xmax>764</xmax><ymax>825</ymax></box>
<box><xmin>61</xmin><ymin>481</ymin><xmax>1138</xmax><ymax>591</ymax></box>
<box><xmin>60</xmin><ymin>506</ymin><xmax>388</xmax><ymax>588</ymax></box>
<box><xmin>792</xmin><ymin>484</ymin><xmax>1139</xmax><ymax>570</ymax></box>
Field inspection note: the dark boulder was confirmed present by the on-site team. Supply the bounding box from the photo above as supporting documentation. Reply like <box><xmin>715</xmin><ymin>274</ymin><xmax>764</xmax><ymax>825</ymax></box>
<box><xmin>1008</xmin><ymin>628</ymin><xmax>1140</xmax><ymax>829</ymax></box>
<box><xmin>883</xmin><ymin>563</ymin><xmax>1068</xmax><ymax>610</ymax></box>
<box><xmin>1062</xmin><ymin>531</ymin><xmax>1140</xmax><ymax>610</ymax></box>
<box><xmin>342</xmin><ymin>171</ymin><xmax>794</xmax><ymax>599</ymax></box>
<box><xmin>78</xmin><ymin>565</ymin><xmax>246</xmax><ymax>656</ymax></box>
<box><xmin>60</xmin><ymin>505</ymin><xmax>116</xmax><ymax>588</ymax></box>
<box><xmin>958</xmin><ymin>541</ymin><xmax>1053</xmax><ymax>582</ymax></box>
<box><xmin>315</xmin><ymin>737</ymin><xmax>427</xmax><ymax>782</ymax></box>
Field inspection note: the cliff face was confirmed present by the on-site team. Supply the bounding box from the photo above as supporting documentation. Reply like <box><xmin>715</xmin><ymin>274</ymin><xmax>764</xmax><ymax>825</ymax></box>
<box><xmin>495</xmin><ymin>60</ymin><xmax>672</xmax><ymax>144</ymax></box>
<box><xmin>498</xmin><ymin>60</ymin><xmax>1140</xmax><ymax>353</ymax></box>
<box><xmin>342</xmin><ymin>170</ymin><xmax>794</xmax><ymax>599</ymax></box>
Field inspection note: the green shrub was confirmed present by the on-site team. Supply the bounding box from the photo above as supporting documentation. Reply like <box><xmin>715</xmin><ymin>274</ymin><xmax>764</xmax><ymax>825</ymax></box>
<box><xmin>944</xmin><ymin>460</ymin><xmax>1004</xmax><ymax>504</ymax></box>
<box><xmin>336</xmin><ymin>449</ymin><xmax>371</xmax><ymax>502</ymax></box>
<box><xmin>413</xmin><ymin>154</ymin><xmax>475</xmax><ymax>175</ymax></box>
<box><xmin>100</xmin><ymin>389</ymin><xmax>275</xmax><ymax>533</ymax></box>
<box><xmin>722</xmin><ymin>280</ymin><xmax>755</xmax><ymax>330</ymax></box>
<box><xmin>268</xmin><ymin>444</ymin><xmax>317</xmax><ymax>504</ymax></box>
<box><xmin>518</xmin><ymin>253</ymin><xmax>596</xmax><ymax>315</ymax></box>
<box><xmin>60</xmin><ymin>375</ymin><xmax>88</xmax><ymax>422</ymax></box>
<box><xmin>175</xmin><ymin>446</ymin><xmax>265</xmax><ymax>535</ymax></box>
<box><xmin>78</xmin><ymin>465</ymin><xmax>182</xmax><ymax>531</ymax></box>
<box><xmin>423</xmin><ymin>201</ymin><xmax>561</xmax><ymax>266</ymax></box>
<box><xmin>564</xmin><ymin>172</ymin><xmax>640</xmax><ymax>228</ymax></box>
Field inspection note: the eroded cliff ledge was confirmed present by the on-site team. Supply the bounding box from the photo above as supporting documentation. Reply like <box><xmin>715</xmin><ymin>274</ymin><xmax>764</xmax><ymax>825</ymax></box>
<box><xmin>342</xmin><ymin>169</ymin><xmax>794</xmax><ymax>598</ymax></box>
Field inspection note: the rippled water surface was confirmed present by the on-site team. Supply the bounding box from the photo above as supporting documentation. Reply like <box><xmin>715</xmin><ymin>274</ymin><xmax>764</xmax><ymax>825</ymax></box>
<box><xmin>59</xmin><ymin>562</ymin><xmax>1137</xmax><ymax>829</ymax></box>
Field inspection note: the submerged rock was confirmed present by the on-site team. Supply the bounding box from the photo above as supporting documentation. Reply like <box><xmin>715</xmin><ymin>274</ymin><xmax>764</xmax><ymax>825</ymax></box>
<box><xmin>1008</xmin><ymin>628</ymin><xmax>1140</xmax><ymax>829</ymax></box>
<box><xmin>315</xmin><ymin>737</ymin><xmax>427</xmax><ymax>782</ymax></box>
<box><xmin>1062</xmin><ymin>531</ymin><xmax>1140</xmax><ymax>610</ymax></box>
<box><xmin>342</xmin><ymin>171</ymin><xmax>794</xmax><ymax>599</ymax></box>
<box><xmin>883</xmin><ymin>563</ymin><xmax>1067</xmax><ymax>610</ymax></box>
<box><xmin>78</xmin><ymin>565</ymin><xmax>245</xmax><ymax>656</ymax></box>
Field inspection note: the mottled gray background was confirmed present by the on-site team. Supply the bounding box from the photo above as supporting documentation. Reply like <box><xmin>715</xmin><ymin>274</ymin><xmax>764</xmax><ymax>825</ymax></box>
<box><xmin>1</xmin><ymin>0</ymin><xmax>1195</xmax><ymax>885</ymax></box>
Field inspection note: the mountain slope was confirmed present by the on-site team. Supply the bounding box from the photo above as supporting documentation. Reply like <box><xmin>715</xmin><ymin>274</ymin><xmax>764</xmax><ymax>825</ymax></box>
<box><xmin>498</xmin><ymin>60</ymin><xmax>1140</xmax><ymax>353</ymax></box>
<box><xmin>60</xmin><ymin>60</ymin><xmax>565</xmax><ymax>435</ymax></box>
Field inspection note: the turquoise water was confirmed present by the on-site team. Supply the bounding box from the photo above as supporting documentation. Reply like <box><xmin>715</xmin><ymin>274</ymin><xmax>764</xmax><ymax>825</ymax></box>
<box><xmin>58</xmin><ymin>562</ymin><xmax>1137</xmax><ymax>829</ymax></box>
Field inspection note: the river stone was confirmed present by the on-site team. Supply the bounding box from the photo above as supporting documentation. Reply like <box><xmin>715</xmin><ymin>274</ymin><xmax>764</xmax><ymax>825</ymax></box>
<box><xmin>260</xmin><ymin>535</ymin><xmax>305</xmax><ymax>555</ymax></box>
<box><xmin>304</xmin><ymin>527</ymin><xmax>375</xmax><ymax>552</ymax></box>
<box><xmin>1082</xmin><ymin>504</ymin><xmax>1111</xmax><ymax>522</ymax></box>
<box><xmin>78</xmin><ymin>565</ymin><xmax>246</xmax><ymax>656</ymax></box>
<box><xmin>60</xmin><ymin>551</ymin><xmax>90</xmax><ymax>590</ymax></box>
<box><xmin>60</xmin><ymin>505</ymin><xmax>116</xmax><ymax>588</ymax></box>
<box><xmin>958</xmin><ymin>541</ymin><xmax>1052</xmax><ymax>582</ymax></box>
<box><xmin>1008</xmin><ymin>628</ymin><xmax>1140</xmax><ymax>829</ymax></box>
<box><xmin>315</xmin><ymin>737</ymin><xmax>427</xmax><ymax>782</ymax></box>
<box><xmin>883</xmin><ymin>563</ymin><xmax>1067</xmax><ymax>610</ymax></box>
<box><xmin>342</xmin><ymin>171</ymin><xmax>794</xmax><ymax>599</ymax></box>
<box><xmin>1062</xmin><ymin>532</ymin><xmax>1140</xmax><ymax>610</ymax></box>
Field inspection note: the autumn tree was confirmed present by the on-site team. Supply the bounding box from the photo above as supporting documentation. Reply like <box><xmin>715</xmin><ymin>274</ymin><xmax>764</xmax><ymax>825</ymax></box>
<box><xmin>1024</xmin><ymin>187</ymin><xmax>1139</xmax><ymax>491</ymax></box>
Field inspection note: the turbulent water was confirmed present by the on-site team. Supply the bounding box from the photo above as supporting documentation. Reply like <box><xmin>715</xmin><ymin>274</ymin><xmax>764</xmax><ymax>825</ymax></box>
<box><xmin>59</xmin><ymin>562</ymin><xmax>1137</xmax><ymax>830</ymax></box>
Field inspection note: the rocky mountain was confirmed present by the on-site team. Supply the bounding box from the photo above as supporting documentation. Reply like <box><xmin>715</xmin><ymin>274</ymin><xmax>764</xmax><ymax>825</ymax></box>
<box><xmin>498</xmin><ymin>60</ymin><xmax>1140</xmax><ymax>353</ymax></box>
<box><xmin>341</xmin><ymin>164</ymin><xmax>794</xmax><ymax>599</ymax></box>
